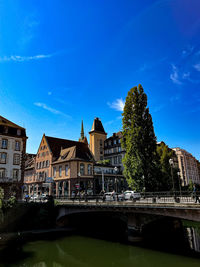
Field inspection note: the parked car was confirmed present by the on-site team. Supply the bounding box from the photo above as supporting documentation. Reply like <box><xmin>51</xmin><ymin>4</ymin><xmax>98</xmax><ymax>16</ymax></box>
<box><xmin>123</xmin><ymin>191</ymin><xmax>141</xmax><ymax>200</ymax></box>
<box><xmin>103</xmin><ymin>192</ymin><xmax>124</xmax><ymax>201</ymax></box>
<box><xmin>30</xmin><ymin>194</ymin><xmax>38</xmax><ymax>201</ymax></box>
<box><xmin>39</xmin><ymin>193</ymin><xmax>47</xmax><ymax>201</ymax></box>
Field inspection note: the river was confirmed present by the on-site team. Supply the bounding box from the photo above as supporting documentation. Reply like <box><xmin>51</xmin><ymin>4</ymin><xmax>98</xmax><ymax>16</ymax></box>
<box><xmin>1</xmin><ymin>224</ymin><xmax>200</xmax><ymax>267</ymax></box>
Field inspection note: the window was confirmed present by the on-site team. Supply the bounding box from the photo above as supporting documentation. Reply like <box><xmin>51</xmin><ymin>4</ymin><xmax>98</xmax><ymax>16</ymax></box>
<box><xmin>13</xmin><ymin>154</ymin><xmax>20</xmax><ymax>165</ymax></box>
<box><xmin>114</xmin><ymin>156</ymin><xmax>118</xmax><ymax>164</ymax></box>
<box><xmin>65</xmin><ymin>165</ymin><xmax>69</xmax><ymax>176</ymax></box>
<box><xmin>100</xmin><ymin>147</ymin><xmax>103</xmax><ymax>154</ymax></box>
<box><xmin>2</xmin><ymin>139</ymin><xmax>8</xmax><ymax>149</ymax></box>
<box><xmin>17</xmin><ymin>129</ymin><xmax>21</xmax><ymax>136</ymax></box>
<box><xmin>114</xmin><ymin>139</ymin><xmax>117</xmax><ymax>145</ymax></box>
<box><xmin>118</xmin><ymin>146</ymin><xmax>121</xmax><ymax>152</ymax></box>
<box><xmin>0</xmin><ymin>168</ymin><xmax>6</xmax><ymax>178</ymax></box>
<box><xmin>100</xmin><ymin>156</ymin><xmax>103</xmax><ymax>160</ymax></box>
<box><xmin>100</xmin><ymin>139</ymin><xmax>103</xmax><ymax>146</ymax></box>
<box><xmin>39</xmin><ymin>162</ymin><xmax>42</xmax><ymax>169</ymax></box>
<box><xmin>43</xmin><ymin>161</ymin><xmax>45</xmax><ymax>168</ymax></box>
<box><xmin>4</xmin><ymin>127</ymin><xmax>8</xmax><ymax>134</ymax></box>
<box><xmin>53</xmin><ymin>167</ymin><xmax>56</xmax><ymax>178</ymax></box>
<box><xmin>88</xmin><ymin>164</ymin><xmax>92</xmax><ymax>175</ymax></box>
<box><xmin>104</xmin><ymin>142</ymin><xmax>107</xmax><ymax>147</ymax></box>
<box><xmin>80</xmin><ymin>163</ymin><xmax>85</xmax><ymax>175</ymax></box>
<box><xmin>15</xmin><ymin>141</ymin><xmax>20</xmax><ymax>151</ymax></box>
<box><xmin>118</xmin><ymin>155</ymin><xmax>122</xmax><ymax>164</ymax></box>
<box><xmin>0</xmin><ymin>153</ymin><xmax>7</xmax><ymax>164</ymax></box>
<box><xmin>13</xmin><ymin>169</ymin><xmax>19</xmax><ymax>179</ymax></box>
<box><xmin>46</xmin><ymin>160</ymin><xmax>49</xmax><ymax>167</ymax></box>
<box><xmin>59</xmin><ymin>166</ymin><xmax>62</xmax><ymax>177</ymax></box>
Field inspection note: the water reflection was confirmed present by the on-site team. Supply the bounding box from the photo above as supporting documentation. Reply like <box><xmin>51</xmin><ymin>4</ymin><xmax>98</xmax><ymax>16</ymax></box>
<box><xmin>3</xmin><ymin>234</ymin><xmax>199</xmax><ymax>267</ymax></box>
<box><xmin>186</xmin><ymin>227</ymin><xmax>200</xmax><ymax>253</ymax></box>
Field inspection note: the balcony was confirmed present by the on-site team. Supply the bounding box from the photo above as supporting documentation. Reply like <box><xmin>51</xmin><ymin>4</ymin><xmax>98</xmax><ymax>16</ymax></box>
<box><xmin>0</xmin><ymin>177</ymin><xmax>20</xmax><ymax>183</ymax></box>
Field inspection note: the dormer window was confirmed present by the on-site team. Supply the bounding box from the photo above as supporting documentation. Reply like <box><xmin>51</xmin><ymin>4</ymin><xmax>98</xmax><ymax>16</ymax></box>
<box><xmin>4</xmin><ymin>127</ymin><xmax>8</xmax><ymax>134</ymax></box>
<box><xmin>17</xmin><ymin>129</ymin><xmax>21</xmax><ymax>136</ymax></box>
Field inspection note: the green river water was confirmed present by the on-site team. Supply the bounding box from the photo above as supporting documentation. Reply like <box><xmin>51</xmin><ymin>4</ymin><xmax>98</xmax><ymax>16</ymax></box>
<box><xmin>1</xmin><ymin>233</ymin><xmax>200</xmax><ymax>267</ymax></box>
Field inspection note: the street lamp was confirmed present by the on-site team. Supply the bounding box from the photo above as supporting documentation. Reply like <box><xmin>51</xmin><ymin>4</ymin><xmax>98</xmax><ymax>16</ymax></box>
<box><xmin>177</xmin><ymin>171</ymin><xmax>182</xmax><ymax>197</ymax></box>
<box><xmin>114</xmin><ymin>167</ymin><xmax>118</xmax><ymax>193</ymax></box>
<box><xmin>101</xmin><ymin>168</ymin><xmax>105</xmax><ymax>193</ymax></box>
<box><xmin>78</xmin><ymin>171</ymin><xmax>81</xmax><ymax>201</ymax></box>
<box><xmin>169</xmin><ymin>158</ymin><xmax>175</xmax><ymax>196</ymax></box>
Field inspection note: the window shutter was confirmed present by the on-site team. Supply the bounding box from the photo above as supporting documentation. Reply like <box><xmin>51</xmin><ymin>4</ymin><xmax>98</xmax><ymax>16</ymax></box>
<box><xmin>12</xmin><ymin>140</ymin><xmax>15</xmax><ymax>150</ymax></box>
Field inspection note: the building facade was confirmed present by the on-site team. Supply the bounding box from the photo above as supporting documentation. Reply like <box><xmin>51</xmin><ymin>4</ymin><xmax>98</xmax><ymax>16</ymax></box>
<box><xmin>52</xmin><ymin>144</ymin><xmax>94</xmax><ymax>197</ymax></box>
<box><xmin>0</xmin><ymin>116</ymin><xmax>27</xmax><ymax>199</ymax></box>
<box><xmin>104</xmin><ymin>132</ymin><xmax>125</xmax><ymax>172</ymax></box>
<box><xmin>173</xmin><ymin>147</ymin><xmax>200</xmax><ymax>186</ymax></box>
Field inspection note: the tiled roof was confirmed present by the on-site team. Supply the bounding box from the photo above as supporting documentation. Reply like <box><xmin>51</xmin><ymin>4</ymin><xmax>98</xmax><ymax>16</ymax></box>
<box><xmin>45</xmin><ymin>136</ymin><xmax>94</xmax><ymax>162</ymax></box>
<box><xmin>89</xmin><ymin>118</ymin><xmax>106</xmax><ymax>134</ymax></box>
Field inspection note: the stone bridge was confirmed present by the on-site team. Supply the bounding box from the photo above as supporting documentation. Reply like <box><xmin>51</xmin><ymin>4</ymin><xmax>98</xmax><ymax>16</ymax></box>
<box><xmin>57</xmin><ymin>202</ymin><xmax>200</xmax><ymax>241</ymax></box>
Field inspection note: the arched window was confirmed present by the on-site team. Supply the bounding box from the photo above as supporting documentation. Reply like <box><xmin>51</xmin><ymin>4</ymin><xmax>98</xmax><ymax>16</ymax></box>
<box><xmin>88</xmin><ymin>164</ymin><xmax>92</xmax><ymax>175</ymax></box>
<box><xmin>80</xmin><ymin>163</ymin><xmax>85</xmax><ymax>175</ymax></box>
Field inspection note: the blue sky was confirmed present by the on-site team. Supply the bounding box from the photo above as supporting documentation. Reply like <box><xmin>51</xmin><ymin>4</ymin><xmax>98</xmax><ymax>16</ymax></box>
<box><xmin>0</xmin><ymin>0</ymin><xmax>200</xmax><ymax>159</ymax></box>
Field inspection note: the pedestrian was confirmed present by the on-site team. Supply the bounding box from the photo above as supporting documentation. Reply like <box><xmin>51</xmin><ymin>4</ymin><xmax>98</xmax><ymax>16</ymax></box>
<box><xmin>193</xmin><ymin>185</ymin><xmax>200</xmax><ymax>203</ymax></box>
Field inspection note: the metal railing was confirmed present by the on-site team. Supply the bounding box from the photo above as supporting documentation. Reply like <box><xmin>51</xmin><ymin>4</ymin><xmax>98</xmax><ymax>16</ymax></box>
<box><xmin>53</xmin><ymin>191</ymin><xmax>197</xmax><ymax>205</ymax></box>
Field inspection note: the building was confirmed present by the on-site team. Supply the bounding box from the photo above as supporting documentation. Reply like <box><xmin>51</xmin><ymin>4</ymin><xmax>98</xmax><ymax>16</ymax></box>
<box><xmin>0</xmin><ymin>115</ymin><xmax>27</xmax><ymax>199</ymax></box>
<box><xmin>28</xmin><ymin>132</ymin><xmax>94</xmax><ymax>197</ymax></box>
<box><xmin>52</xmin><ymin>141</ymin><xmax>94</xmax><ymax>197</ymax></box>
<box><xmin>24</xmin><ymin>154</ymin><xmax>36</xmax><ymax>196</ymax></box>
<box><xmin>89</xmin><ymin>118</ymin><xmax>107</xmax><ymax>162</ymax></box>
<box><xmin>104</xmin><ymin>132</ymin><xmax>125</xmax><ymax>172</ymax></box>
<box><xmin>173</xmin><ymin>147</ymin><xmax>200</xmax><ymax>186</ymax></box>
<box><xmin>93</xmin><ymin>163</ymin><xmax>126</xmax><ymax>193</ymax></box>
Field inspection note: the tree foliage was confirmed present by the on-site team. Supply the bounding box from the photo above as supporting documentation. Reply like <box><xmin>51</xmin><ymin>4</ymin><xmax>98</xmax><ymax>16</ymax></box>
<box><xmin>157</xmin><ymin>142</ymin><xmax>180</xmax><ymax>191</ymax></box>
<box><xmin>122</xmin><ymin>85</ymin><xmax>160</xmax><ymax>191</ymax></box>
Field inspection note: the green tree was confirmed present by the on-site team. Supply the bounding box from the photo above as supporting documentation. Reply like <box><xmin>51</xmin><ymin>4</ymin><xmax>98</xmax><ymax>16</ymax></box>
<box><xmin>157</xmin><ymin>142</ymin><xmax>180</xmax><ymax>191</ymax></box>
<box><xmin>122</xmin><ymin>85</ymin><xmax>160</xmax><ymax>191</ymax></box>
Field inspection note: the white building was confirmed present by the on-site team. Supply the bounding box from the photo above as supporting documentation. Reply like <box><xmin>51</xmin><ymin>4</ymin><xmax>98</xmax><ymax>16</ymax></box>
<box><xmin>0</xmin><ymin>116</ymin><xmax>27</xmax><ymax>198</ymax></box>
<box><xmin>173</xmin><ymin>147</ymin><xmax>200</xmax><ymax>186</ymax></box>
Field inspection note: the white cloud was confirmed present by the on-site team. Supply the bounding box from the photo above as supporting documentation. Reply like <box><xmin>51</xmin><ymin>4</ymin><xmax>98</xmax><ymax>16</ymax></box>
<box><xmin>34</xmin><ymin>102</ymin><xmax>71</xmax><ymax>118</ymax></box>
<box><xmin>0</xmin><ymin>54</ymin><xmax>53</xmax><ymax>62</ymax></box>
<box><xmin>48</xmin><ymin>92</ymin><xmax>52</xmax><ymax>96</ymax></box>
<box><xmin>108</xmin><ymin>98</ymin><xmax>125</xmax><ymax>111</ymax></box>
<box><xmin>194</xmin><ymin>64</ymin><xmax>200</xmax><ymax>72</ymax></box>
<box><xmin>170</xmin><ymin>64</ymin><xmax>182</xmax><ymax>85</ymax></box>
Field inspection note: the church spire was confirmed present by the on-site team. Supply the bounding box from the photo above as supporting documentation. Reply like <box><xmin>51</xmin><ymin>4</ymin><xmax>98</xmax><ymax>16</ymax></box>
<box><xmin>80</xmin><ymin>120</ymin><xmax>84</xmax><ymax>140</ymax></box>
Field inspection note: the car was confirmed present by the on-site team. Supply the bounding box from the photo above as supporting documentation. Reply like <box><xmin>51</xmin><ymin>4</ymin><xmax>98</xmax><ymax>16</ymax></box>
<box><xmin>103</xmin><ymin>192</ymin><xmax>124</xmax><ymax>201</ymax></box>
<box><xmin>30</xmin><ymin>194</ymin><xmax>38</xmax><ymax>201</ymax></box>
<box><xmin>123</xmin><ymin>191</ymin><xmax>141</xmax><ymax>201</ymax></box>
<box><xmin>39</xmin><ymin>193</ymin><xmax>48</xmax><ymax>201</ymax></box>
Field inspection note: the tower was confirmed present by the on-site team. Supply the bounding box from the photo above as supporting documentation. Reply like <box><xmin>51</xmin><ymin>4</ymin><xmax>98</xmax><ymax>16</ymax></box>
<box><xmin>79</xmin><ymin>120</ymin><xmax>88</xmax><ymax>145</ymax></box>
<box><xmin>89</xmin><ymin>117</ymin><xmax>107</xmax><ymax>162</ymax></box>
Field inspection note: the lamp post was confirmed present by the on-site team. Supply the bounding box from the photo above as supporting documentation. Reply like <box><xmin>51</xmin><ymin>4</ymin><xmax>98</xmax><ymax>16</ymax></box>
<box><xmin>177</xmin><ymin>171</ymin><xmax>182</xmax><ymax>197</ymax></box>
<box><xmin>114</xmin><ymin>166</ymin><xmax>118</xmax><ymax>193</ymax></box>
<box><xmin>169</xmin><ymin>159</ymin><xmax>175</xmax><ymax>197</ymax></box>
<box><xmin>101</xmin><ymin>168</ymin><xmax>105</xmax><ymax>193</ymax></box>
<box><xmin>78</xmin><ymin>171</ymin><xmax>81</xmax><ymax>201</ymax></box>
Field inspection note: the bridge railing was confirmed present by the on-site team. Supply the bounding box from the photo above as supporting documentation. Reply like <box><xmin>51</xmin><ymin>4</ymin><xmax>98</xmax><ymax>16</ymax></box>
<box><xmin>54</xmin><ymin>191</ymin><xmax>196</xmax><ymax>204</ymax></box>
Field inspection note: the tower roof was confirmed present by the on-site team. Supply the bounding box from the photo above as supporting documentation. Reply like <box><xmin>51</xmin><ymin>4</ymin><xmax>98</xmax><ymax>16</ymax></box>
<box><xmin>80</xmin><ymin>120</ymin><xmax>84</xmax><ymax>140</ymax></box>
<box><xmin>89</xmin><ymin>117</ymin><xmax>107</xmax><ymax>135</ymax></box>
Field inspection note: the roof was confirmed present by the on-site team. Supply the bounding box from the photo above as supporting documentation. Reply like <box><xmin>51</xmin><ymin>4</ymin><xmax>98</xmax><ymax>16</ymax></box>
<box><xmin>0</xmin><ymin>115</ymin><xmax>27</xmax><ymax>137</ymax></box>
<box><xmin>0</xmin><ymin>115</ymin><xmax>25</xmax><ymax>129</ymax></box>
<box><xmin>45</xmin><ymin>136</ymin><xmax>94</xmax><ymax>162</ymax></box>
<box><xmin>89</xmin><ymin>117</ymin><xmax>107</xmax><ymax>135</ymax></box>
<box><xmin>106</xmin><ymin>131</ymin><xmax>122</xmax><ymax>141</ymax></box>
